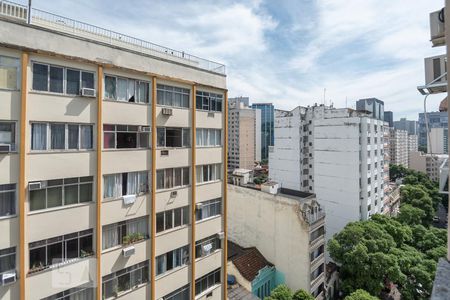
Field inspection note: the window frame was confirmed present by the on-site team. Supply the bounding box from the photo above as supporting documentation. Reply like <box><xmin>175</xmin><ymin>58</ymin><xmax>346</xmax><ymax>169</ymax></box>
<box><xmin>30</xmin><ymin>122</ymin><xmax>94</xmax><ymax>152</ymax></box>
<box><xmin>102</xmin><ymin>260</ymin><xmax>149</xmax><ymax>299</ymax></box>
<box><xmin>102</xmin><ymin>216</ymin><xmax>150</xmax><ymax>250</ymax></box>
<box><xmin>156</xmin><ymin>84</ymin><xmax>190</xmax><ymax>109</ymax></box>
<box><xmin>196</xmin><ymin>128</ymin><xmax>222</xmax><ymax>147</ymax></box>
<box><xmin>0</xmin><ymin>183</ymin><xmax>17</xmax><ymax>218</ymax></box>
<box><xmin>156</xmin><ymin>167</ymin><xmax>190</xmax><ymax>191</ymax></box>
<box><xmin>0</xmin><ymin>246</ymin><xmax>16</xmax><ymax>275</ymax></box>
<box><xmin>155</xmin><ymin>245</ymin><xmax>190</xmax><ymax>277</ymax></box>
<box><xmin>155</xmin><ymin>206</ymin><xmax>190</xmax><ymax>234</ymax></box>
<box><xmin>195</xmin><ymin>268</ymin><xmax>221</xmax><ymax>296</ymax></box>
<box><xmin>0</xmin><ymin>121</ymin><xmax>17</xmax><ymax>152</ymax></box>
<box><xmin>104</xmin><ymin>74</ymin><xmax>150</xmax><ymax>104</ymax></box>
<box><xmin>103</xmin><ymin>124</ymin><xmax>150</xmax><ymax>150</ymax></box>
<box><xmin>31</xmin><ymin>62</ymin><xmax>95</xmax><ymax>95</ymax></box>
<box><xmin>156</xmin><ymin>127</ymin><xmax>190</xmax><ymax>148</ymax></box>
<box><xmin>195</xmin><ymin>91</ymin><xmax>223</xmax><ymax>113</ymax></box>
<box><xmin>196</xmin><ymin>198</ymin><xmax>222</xmax><ymax>221</ymax></box>
<box><xmin>0</xmin><ymin>55</ymin><xmax>20</xmax><ymax>90</ymax></box>
<box><xmin>28</xmin><ymin>176</ymin><xmax>94</xmax><ymax>212</ymax></box>
<box><xmin>103</xmin><ymin>171</ymin><xmax>149</xmax><ymax>200</ymax></box>
<box><xmin>196</xmin><ymin>164</ymin><xmax>222</xmax><ymax>184</ymax></box>
<box><xmin>195</xmin><ymin>235</ymin><xmax>221</xmax><ymax>259</ymax></box>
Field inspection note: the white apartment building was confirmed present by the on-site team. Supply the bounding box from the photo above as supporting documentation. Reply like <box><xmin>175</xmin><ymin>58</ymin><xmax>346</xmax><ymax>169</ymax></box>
<box><xmin>269</xmin><ymin>105</ymin><xmax>385</xmax><ymax>241</ymax></box>
<box><xmin>389</xmin><ymin>128</ymin><xmax>409</xmax><ymax>167</ymax></box>
<box><xmin>227</xmin><ymin>184</ymin><xmax>326</xmax><ymax>299</ymax></box>
<box><xmin>408</xmin><ymin>134</ymin><xmax>419</xmax><ymax>153</ymax></box>
<box><xmin>228</xmin><ymin>97</ymin><xmax>261</xmax><ymax>170</ymax></box>
<box><xmin>429</xmin><ymin>127</ymin><xmax>448</xmax><ymax>154</ymax></box>
<box><xmin>0</xmin><ymin>2</ymin><xmax>227</xmax><ymax>300</ymax></box>
<box><xmin>409</xmin><ymin>151</ymin><xmax>448</xmax><ymax>182</ymax></box>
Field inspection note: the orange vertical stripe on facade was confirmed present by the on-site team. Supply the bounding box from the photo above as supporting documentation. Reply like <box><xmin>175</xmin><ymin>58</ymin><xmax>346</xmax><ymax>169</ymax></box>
<box><xmin>223</xmin><ymin>90</ymin><xmax>228</xmax><ymax>300</ymax></box>
<box><xmin>19</xmin><ymin>51</ymin><xmax>28</xmax><ymax>300</ymax></box>
<box><xmin>191</xmin><ymin>84</ymin><xmax>197</xmax><ymax>299</ymax></box>
<box><xmin>151</xmin><ymin>77</ymin><xmax>157</xmax><ymax>300</ymax></box>
<box><xmin>96</xmin><ymin>65</ymin><xmax>103</xmax><ymax>300</ymax></box>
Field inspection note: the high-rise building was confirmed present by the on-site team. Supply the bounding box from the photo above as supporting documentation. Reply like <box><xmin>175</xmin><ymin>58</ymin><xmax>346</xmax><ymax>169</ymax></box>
<box><xmin>269</xmin><ymin>105</ymin><xmax>385</xmax><ymax>242</ymax></box>
<box><xmin>356</xmin><ymin>98</ymin><xmax>385</xmax><ymax>121</ymax></box>
<box><xmin>228</xmin><ymin>97</ymin><xmax>261</xmax><ymax>170</ymax></box>
<box><xmin>409</xmin><ymin>152</ymin><xmax>448</xmax><ymax>182</ymax></box>
<box><xmin>428</xmin><ymin>127</ymin><xmax>448</xmax><ymax>154</ymax></box>
<box><xmin>394</xmin><ymin>118</ymin><xmax>418</xmax><ymax>135</ymax></box>
<box><xmin>384</xmin><ymin>111</ymin><xmax>394</xmax><ymax>127</ymax></box>
<box><xmin>0</xmin><ymin>3</ymin><xmax>227</xmax><ymax>300</ymax></box>
<box><xmin>408</xmin><ymin>134</ymin><xmax>419</xmax><ymax>156</ymax></box>
<box><xmin>418</xmin><ymin>111</ymin><xmax>448</xmax><ymax>149</ymax></box>
<box><xmin>389</xmin><ymin>129</ymin><xmax>409</xmax><ymax>167</ymax></box>
<box><xmin>251</xmin><ymin>103</ymin><xmax>274</xmax><ymax>161</ymax></box>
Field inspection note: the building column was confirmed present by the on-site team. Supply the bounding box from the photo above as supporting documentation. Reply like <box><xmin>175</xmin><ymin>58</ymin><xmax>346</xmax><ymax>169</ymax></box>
<box><xmin>222</xmin><ymin>90</ymin><xmax>228</xmax><ymax>299</ymax></box>
<box><xmin>151</xmin><ymin>77</ymin><xmax>157</xmax><ymax>300</ymax></box>
<box><xmin>96</xmin><ymin>65</ymin><xmax>103</xmax><ymax>300</ymax></box>
<box><xmin>19</xmin><ymin>51</ymin><xmax>28</xmax><ymax>300</ymax></box>
<box><xmin>191</xmin><ymin>84</ymin><xmax>197</xmax><ymax>299</ymax></box>
<box><xmin>446</xmin><ymin>0</ymin><xmax>450</xmax><ymax>262</ymax></box>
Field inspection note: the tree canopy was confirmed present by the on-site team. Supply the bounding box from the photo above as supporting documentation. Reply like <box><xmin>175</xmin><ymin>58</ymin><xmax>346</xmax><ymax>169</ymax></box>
<box><xmin>264</xmin><ymin>285</ymin><xmax>314</xmax><ymax>300</ymax></box>
<box><xmin>328</xmin><ymin>165</ymin><xmax>448</xmax><ymax>299</ymax></box>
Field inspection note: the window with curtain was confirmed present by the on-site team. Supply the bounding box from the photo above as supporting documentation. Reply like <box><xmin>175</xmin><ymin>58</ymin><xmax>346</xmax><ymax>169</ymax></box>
<box><xmin>31</xmin><ymin>123</ymin><xmax>94</xmax><ymax>151</ymax></box>
<box><xmin>196</xmin><ymin>164</ymin><xmax>221</xmax><ymax>184</ymax></box>
<box><xmin>41</xmin><ymin>284</ymin><xmax>94</xmax><ymax>300</ymax></box>
<box><xmin>0</xmin><ymin>247</ymin><xmax>16</xmax><ymax>275</ymax></box>
<box><xmin>102</xmin><ymin>261</ymin><xmax>149</xmax><ymax>299</ymax></box>
<box><xmin>156</xmin><ymin>84</ymin><xmax>190</xmax><ymax>108</ymax></box>
<box><xmin>103</xmin><ymin>171</ymin><xmax>149</xmax><ymax>200</ymax></box>
<box><xmin>196</xmin><ymin>129</ymin><xmax>221</xmax><ymax>147</ymax></box>
<box><xmin>195</xmin><ymin>268</ymin><xmax>221</xmax><ymax>295</ymax></box>
<box><xmin>102</xmin><ymin>216</ymin><xmax>149</xmax><ymax>250</ymax></box>
<box><xmin>163</xmin><ymin>285</ymin><xmax>190</xmax><ymax>300</ymax></box>
<box><xmin>156</xmin><ymin>206</ymin><xmax>189</xmax><ymax>233</ymax></box>
<box><xmin>156</xmin><ymin>167</ymin><xmax>189</xmax><ymax>190</ymax></box>
<box><xmin>196</xmin><ymin>198</ymin><xmax>221</xmax><ymax>221</ymax></box>
<box><xmin>195</xmin><ymin>235</ymin><xmax>221</xmax><ymax>259</ymax></box>
<box><xmin>104</xmin><ymin>75</ymin><xmax>150</xmax><ymax>104</ymax></box>
<box><xmin>0</xmin><ymin>55</ymin><xmax>20</xmax><ymax>90</ymax></box>
<box><xmin>0</xmin><ymin>122</ymin><xmax>16</xmax><ymax>151</ymax></box>
<box><xmin>0</xmin><ymin>184</ymin><xmax>16</xmax><ymax>217</ymax></box>
<box><xmin>155</xmin><ymin>245</ymin><xmax>189</xmax><ymax>276</ymax></box>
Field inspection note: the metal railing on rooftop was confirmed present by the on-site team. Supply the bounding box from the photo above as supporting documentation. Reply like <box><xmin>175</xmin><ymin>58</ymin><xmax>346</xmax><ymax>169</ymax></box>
<box><xmin>0</xmin><ymin>0</ymin><xmax>226</xmax><ymax>75</ymax></box>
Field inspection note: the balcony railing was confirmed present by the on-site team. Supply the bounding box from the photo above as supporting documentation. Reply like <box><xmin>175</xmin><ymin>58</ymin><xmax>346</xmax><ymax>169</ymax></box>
<box><xmin>0</xmin><ymin>0</ymin><xmax>226</xmax><ymax>75</ymax></box>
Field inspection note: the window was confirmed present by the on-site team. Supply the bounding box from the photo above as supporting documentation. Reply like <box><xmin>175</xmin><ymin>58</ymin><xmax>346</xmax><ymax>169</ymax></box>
<box><xmin>195</xmin><ymin>235</ymin><xmax>221</xmax><ymax>259</ymax></box>
<box><xmin>104</xmin><ymin>75</ymin><xmax>150</xmax><ymax>103</ymax></box>
<box><xmin>156</xmin><ymin>245</ymin><xmax>189</xmax><ymax>276</ymax></box>
<box><xmin>196</xmin><ymin>91</ymin><xmax>223</xmax><ymax>112</ymax></box>
<box><xmin>196</xmin><ymin>198</ymin><xmax>221</xmax><ymax>221</ymax></box>
<box><xmin>32</xmin><ymin>63</ymin><xmax>94</xmax><ymax>95</ymax></box>
<box><xmin>156</xmin><ymin>84</ymin><xmax>190</xmax><ymax>108</ymax></box>
<box><xmin>29</xmin><ymin>229</ymin><xmax>93</xmax><ymax>272</ymax></box>
<box><xmin>0</xmin><ymin>184</ymin><xmax>16</xmax><ymax>217</ymax></box>
<box><xmin>0</xmin><ymin>56</ymin><xmax>19</xmax><ymax>90</ymax></box>
<box><xmin>103</xmin><ymin>171</ymin><xmax>149</xmax><ymax>199</ymax></box>
<box><xmin>195</xmin><ymin>268</ymin><xmax>221</xmax><ymax>295</ymax></box>
<box><xmin>0</xmin><ymin>122</ymin><xmax>16</xmax><ymax>151</ymax></box>
<box><xmin>156</xmin><ymin>206</ymin><xmax>189</xmax><ymax>233</ymax></box>
<box><xmin>102</xmin><ymin>216</ymin><xmax>149</xmax><ymax>250</ymax></box>
<box><xmin>102</xmin><ymin>261</ymin><xmax>149</xmax><ymax>299</ymax></box>
<box><xmin>103</xmin><ymin>124</ymin><xmax>150</xmax><ymax>149</ymax></box>
<box><xmin>31</xmin><ymin>123</ymin><xmax>93</xmax><ymax>151</ymax></box>
<box><xmin>196</xmin><ymin>129</ymin><xmax>221</xmax><ymax>147</ymax></box>
<box><xmin>157</xmin><ymin>127</ymin><xmax>190</xmax><ymax>148</ymax></box>
<box><xmin>0</xmin><ymin>247</ymin><xmax>16</xmax><ymax>276</ymax></box>
<box><xmin>156</xmin><ymin>167</ymin><xmax>190</xmax><ymax>190</ymax></box>
<box><xmin>29</xmin><ymin>176</ymin><xmax>93</xmax><ymax>211</ymax></box>
<box><xmin>42</xmin><ymin>284</ymin><xmax>94</xmax><ymax>300</ymax></box>
<box><xmin>310</xmin><ymin>226</ymin><xmax>324</xmax><ymax>242</ymax></box>
<box><xmin>311</xmin><ymin>264</ymin><xmax>324</xmax><ymax>281</ymax></box>
<box><xmin>163</xmin><ymin>285</ymin><xmax>190</xmax><ymax>300</ymax></box>
<box><xmin>196</xmin><ymin>164</ymin><xmax>221</xmax><ymax>184</ymax></box>
<box><xmin>310</xmin><ymin>245</ymin><xmax>324</xmax><ymax>262</ymax></box>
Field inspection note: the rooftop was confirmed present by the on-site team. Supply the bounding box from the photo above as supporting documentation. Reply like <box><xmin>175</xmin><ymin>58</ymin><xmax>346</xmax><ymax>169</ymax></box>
<box><xmin>0</xmin><ymin>0</ymin><xmax>225</xmax><ymax>75</ymax></box>
<box><xmin>228</xmin><ymin>285</ymin><xmax>260</xmax><ymax>300</ymax></box>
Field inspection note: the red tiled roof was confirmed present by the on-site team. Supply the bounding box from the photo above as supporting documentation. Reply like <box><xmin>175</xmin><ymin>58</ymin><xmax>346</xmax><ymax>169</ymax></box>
<box><xmin>229</xmin><ymin>242</ymin><xmax>273</xmax><ymax>282</ymax></box>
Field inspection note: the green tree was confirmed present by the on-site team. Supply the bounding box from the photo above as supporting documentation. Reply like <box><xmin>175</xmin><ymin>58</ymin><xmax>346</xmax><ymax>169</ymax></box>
<box><xmin>397</xmin><ymin>204</ymin><xmax>425</xmax><ymax>226</ymax></box>
<box><xmin>344</xmin><ymin>289</ymin><xmax>378</xmax><ymax>300</ymax></box>
<box><xmin>292</xmin><ymin>289</ymin><xmax>315</xmax><ymax>300</ymax></box>
<box><xmin>265</xmin><ymin>285</ymin><xmax>292</xmax><ymax>300</ymax></box>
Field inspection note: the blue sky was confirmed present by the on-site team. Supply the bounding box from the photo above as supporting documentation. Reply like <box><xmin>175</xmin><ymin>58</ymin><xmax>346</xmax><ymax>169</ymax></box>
<box><xmin>26</xmin><ymin>0</ymin><xmax>445</xmax><ymax>120</ymax></box>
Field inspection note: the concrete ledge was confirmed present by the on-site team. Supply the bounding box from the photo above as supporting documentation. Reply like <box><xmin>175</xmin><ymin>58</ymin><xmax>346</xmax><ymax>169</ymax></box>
<box><xmin>431</xmin><ymin>258</ymin><xmax>450</xmax><ymax>300</ymax></box>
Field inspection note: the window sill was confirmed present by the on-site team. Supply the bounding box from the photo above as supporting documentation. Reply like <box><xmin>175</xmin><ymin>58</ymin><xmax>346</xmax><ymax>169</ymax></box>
<box><xmin>103</xmin><ymin>99</ymin><xmax>150</xmax><ymax>106</ymax></box>
<box><xmin>196</xmin><ymin>109</ymin><xmax>223</xmax><ymax>114</ymax></box>
<box><xmin>196</xmin><ymin>215</ymin><xmax>221</xmax><ymax>225</ymax></box>
<box><xmin>105</xmin><ymin>282</ymin><xmax>149</xmax><ymax>300</ymax></box>
<box><xmin>27</xmin><ymin>254</ymin><xmax>94</xmax><ymax>277</ymax></box>
<box><xmin>196</xmin><ymin>146</ymin><xmax>222</xmax><ymax>149</ymax></box>
<box><xmin>0</xmin><ymin>214</ymin><xmax>18</xmax><ymax>221</ymax></box>
<box><xmin>102</xmin><ymin>148</ymin><xmax>151</xmax><ymax>152</ymax></box>
<box><xmin>157</xmin><ymin>147</ymin><xmax>191</xmax><ymax>150</ymax></box>
<box><xmin>28</xmin><ymin>201</ymin><xmax>94</xmax><ymax>216</ymax></box>
<box><xmin>155</xmin><ymin>185</ymin><xmax>190</xmax><ymax>194</ymax></box>
<box><xmin>29</xmin><ymin>90</ymin><xmax>92</xmax><ymax>99</ymax></box>
<box><xmin>195</xmin><ymin>283</ymin><xmax>221</xmax><ymax>299</ymax></box>
<box><xmin>196</xmin><ymin>180</ymin><xmax>222</xmax><ymax>186</ymax></box>
<box><xmin>102</xmin><ymin>192</ymin><xmax>149</xmax><ymax>203</ymax></box>
<box><xmin>28</xmin><ymin>149</ymin><xmax>95</xmax><ymax>154</ymax></box>
<box><xmin>0</xmin><ymin>151</ymin><xmax>18</xmax><ymax>155</ymax></box>
<box><xmin>0</xmin><ymin>87</ymin><xmax>20</xmax><ymax>92</ymax></box>
<box><xmin>156</xmin><ymin>104</ymin><xmax>190</xmax><ymax>111</ymax></box>
<box><xmin>155</xmin><ymin>224</ymin><xmax>189</xmax><ymax>237</ymax></box>
<box><xmin>155</xmin><ymin>264</ymin><xmax>189</xmax><ymax>281</ymax></box>
<box><xmin>101</xmin><ymin>237</ymin><xmax>149</xmax><ymax>255</ymax></box>
<box><xmin>195</xmin><ymin>248</ymin><xmax>222</xmax><ymax>263</ymax></box>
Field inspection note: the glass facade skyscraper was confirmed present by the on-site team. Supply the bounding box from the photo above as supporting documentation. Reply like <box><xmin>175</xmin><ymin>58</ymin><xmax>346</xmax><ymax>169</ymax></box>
<box><xmin>251</xmin><ymin>103</ymin><xmax>274</xmax><ymax>161</ymax></box>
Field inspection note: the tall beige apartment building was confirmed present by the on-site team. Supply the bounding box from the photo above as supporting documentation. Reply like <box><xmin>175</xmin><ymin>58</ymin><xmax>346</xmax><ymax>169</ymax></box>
<box><xmin>388</xmin><ymin>128</ymin><xmax>408</xmax><ymax>167</ymax></box>
<box><xmin>0</xmin><ymin>2</ymin><xmax>227</xmax><ymax>300</ymax></box>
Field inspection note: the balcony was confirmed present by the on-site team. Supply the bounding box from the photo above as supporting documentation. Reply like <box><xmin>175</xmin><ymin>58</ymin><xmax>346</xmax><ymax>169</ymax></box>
<box><xmin>431</xmin><ymin>259</ymin><xmax>450</xmax><ymax>300</ymax></box>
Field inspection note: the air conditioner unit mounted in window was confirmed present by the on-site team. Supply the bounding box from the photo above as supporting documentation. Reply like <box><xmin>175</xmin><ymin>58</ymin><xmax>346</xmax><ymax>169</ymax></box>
<box><xmin>80</xmin><ymin>88</ymin><xmax>96</xmax><ymax>98</ymax></box>
<box><xmin>208</xmin><ymin>112</ymin><xmax>215</xmax><ymax>117</ymax></box>
<box><xmin>0</xmin><ymin>144</ymin><xmax>11</xmax><ymax>153</ymax></box>
<box><xmin>419</xmin><ymin>54</ymin><xmax>447</xmax><ymax>95</ymax></box>
<box><xmin>170</xmin><ymin>191</ymin><xmax>178</xmax><ymax>198</ymax></box>
<box><xmin>430</xmin><ymin>9</ymin><xmax>445</xmax><ymax>47</ymax></box>
<box><xmin>162</xmin><ymin>108</ymin><xmax>173</xmax><ymax>116</ymax></box>
<box><xmin>29</xmin><ymin>181</ymin><xmax>46</xmax><ymax>190</ymax></box>
<box><xmin>161</xmin><ymin>150</ymin><xmax>169</xmax><ymax>156</ymax></box>
<box><xmin>139</xmin><ymin>126</ymin><xmax>151</xmax><ymax>133</ymax></box>
<box><xmin>195</xmin><ymin>203</ymin><xmax>203</xmax><ymax>210</ymax></box>
<box><xmin>122</xmin><ymin>246</ymin><xmax>135</xmax><ymax>257</ymax></box>
<box><xmin>1</xmin><ymin>271</ymin><xmax>16</xmax><ymax>285</ymax></box>
<box><xmin>217</xmin><ymin>232</ymin><xmax>225</xmax><ymax>240</ymax></box>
